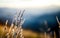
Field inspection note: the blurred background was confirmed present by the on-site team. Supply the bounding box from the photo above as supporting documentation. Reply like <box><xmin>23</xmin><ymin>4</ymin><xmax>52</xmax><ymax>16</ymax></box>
<box><xmin>0</xmin><ymin>6</ymin><xmax>60</xmax><ymax>38</ymax></box>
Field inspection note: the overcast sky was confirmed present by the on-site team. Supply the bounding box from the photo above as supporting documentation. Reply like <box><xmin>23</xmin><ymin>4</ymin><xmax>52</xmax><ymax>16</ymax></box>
<box><xmin>0</xmin><ymin>0</ymin><xmax>60</xmax><ymax>8</ymax></box>
<box><xmin>0</xmin><ymin>0</ymin><xmax>60</xmax><ymax>16</ymax></box>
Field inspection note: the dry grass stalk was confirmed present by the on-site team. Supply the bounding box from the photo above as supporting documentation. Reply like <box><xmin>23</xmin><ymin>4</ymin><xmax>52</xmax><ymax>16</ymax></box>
<box><xmin>5</xmin><ymin>10</ymin><xmax>25</xmax><ymax>38</ymax></box>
